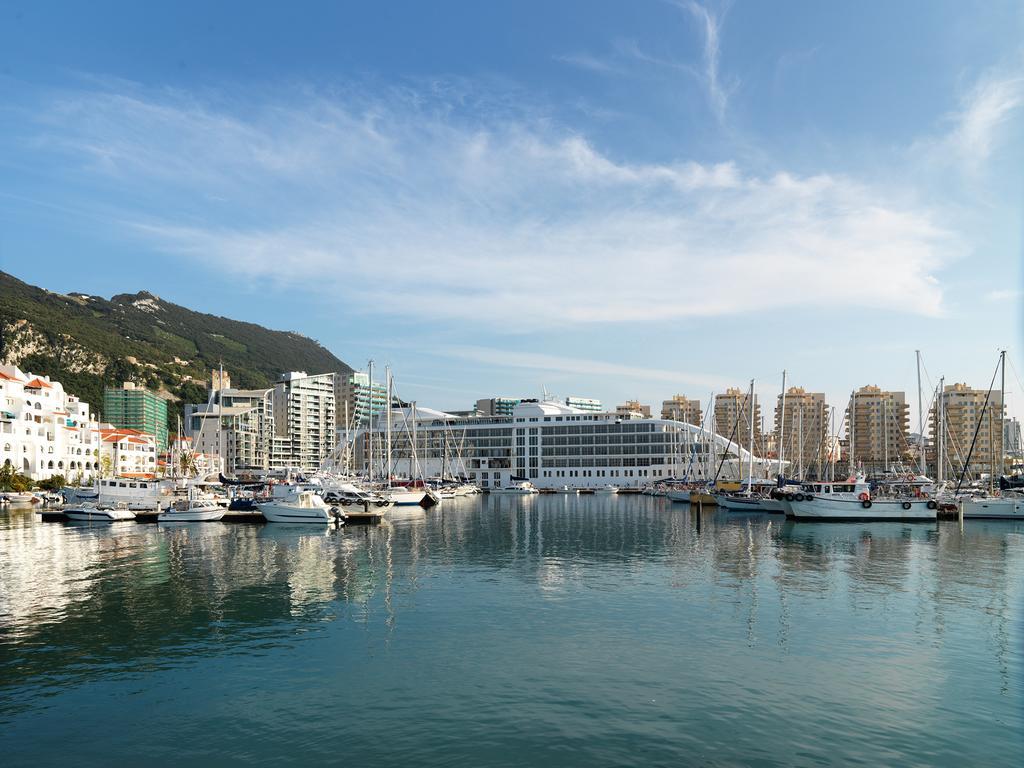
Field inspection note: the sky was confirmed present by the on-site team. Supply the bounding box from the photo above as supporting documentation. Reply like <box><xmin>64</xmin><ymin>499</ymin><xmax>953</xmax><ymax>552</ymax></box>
<box><xmin>0</xmin><ymin>0</ymin><xmax>1022</xmax><ymax>429</ymax></box>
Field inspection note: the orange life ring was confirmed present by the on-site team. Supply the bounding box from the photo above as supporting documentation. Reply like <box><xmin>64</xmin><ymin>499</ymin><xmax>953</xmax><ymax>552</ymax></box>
<box><xmin>858</xmin><ymin>492</ymin><xmax>870</xmax><ymax>502</ymax></box>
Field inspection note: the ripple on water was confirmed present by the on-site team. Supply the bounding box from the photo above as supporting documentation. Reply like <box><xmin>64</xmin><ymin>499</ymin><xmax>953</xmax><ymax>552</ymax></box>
<box><xmin>0</xmin><ymin>500</ymin><xmax>1022</xmax><ymax>766</ymax></box>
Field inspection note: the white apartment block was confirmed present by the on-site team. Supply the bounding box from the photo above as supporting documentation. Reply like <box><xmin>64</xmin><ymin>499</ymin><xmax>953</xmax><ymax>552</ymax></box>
<box><xmin>271</xmin><ymin>371</ymin><xmax>337</xmax><ymax>473</ymax></box>
<box><xmin>0</xmin><ymin>365</ymin><xmax>102</xmax><ymax>482</ymax></box>
<box><xmin>98</xmin><ymin>426</ymin><xmax>158</xmax><ymax>478</ymax></box>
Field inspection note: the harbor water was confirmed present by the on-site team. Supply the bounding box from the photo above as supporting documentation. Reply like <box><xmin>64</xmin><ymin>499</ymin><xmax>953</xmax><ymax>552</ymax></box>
<box><xmin>1</xmin><ymin>496</ymin><xmax>1022</xmax><ymax>766</ymax></box>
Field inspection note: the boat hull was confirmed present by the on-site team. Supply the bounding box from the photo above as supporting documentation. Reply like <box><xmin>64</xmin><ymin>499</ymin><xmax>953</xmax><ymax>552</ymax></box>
<box><xmin>786</xmin><ymin>497</ymin><xmax>935</xmax><ymax>521</ymax></box>
<box><xmin>666</xmin><ymin>490</ymin><xmax>691</xmax><ymax>503</ymax></box>
<box><xmin>384</xmin><ymin>489</ymin><xmax>427</xmax><ymax>506</ymax></box>
<box><xmin>64</xmin><ymin>506</ymin><xmax>136</xmax><ymax>522</ymax></box>
<box><xmin>961</xmin><ymin>498</ymin><xmax>1023</xmax><ymax>519</ymax></box>
<box><xmin>258</xmin><ymin>502</ymin><xmax>333</xmax><ymax>524</ymax></box>
<box><xmin>158</xmin><ymin>508</ymin><xmax>225</xmax><ymax>523</ymax></box>
<box><xmin>717</xmin><ymin>495</ymin><xmax>785</xmax><ymax>514</ymax></box>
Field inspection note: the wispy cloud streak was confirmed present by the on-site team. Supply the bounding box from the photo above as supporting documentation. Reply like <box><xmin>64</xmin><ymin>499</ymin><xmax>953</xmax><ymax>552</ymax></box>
<box><xmin>678</xmin><ymin>1</ymin><xmax>732</xmax><ymax>121</ymax></box>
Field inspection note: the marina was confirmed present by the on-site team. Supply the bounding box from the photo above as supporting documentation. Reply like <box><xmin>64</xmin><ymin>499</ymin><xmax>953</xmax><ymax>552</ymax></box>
<box><xmin>2</xmin><ymin>493</ymin><xmax>1022</xmax><ymax>767</ymax></box>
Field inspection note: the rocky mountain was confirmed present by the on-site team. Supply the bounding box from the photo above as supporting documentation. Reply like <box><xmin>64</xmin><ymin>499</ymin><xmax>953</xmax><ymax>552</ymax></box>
<box><xmin>0</xmin><ymin>270</ymin><xmax>352</xmax><ymax>419</ymax></box>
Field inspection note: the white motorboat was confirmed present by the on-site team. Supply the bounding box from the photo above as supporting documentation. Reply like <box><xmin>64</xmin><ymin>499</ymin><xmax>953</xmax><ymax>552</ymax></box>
<box><xmin>491</xmin><ymin>481</ymin><xmax>539</xmax><ymax>495</ymax></box>
<box><xmin>667</xmin><ymin>488</ymin><xmax>691</xmax><ymax>503</ymax></box>
<box><xmin>593</xmin><ymin>485</ymin><xmax>618</xmax><ymax>495</ymax></box>
<box><xmin>782</xmin><ymin>480</ymin><xmax>936</xmax><ymax>521</ymax></box>
<box><xmin>64</xmin><ymin>503</ymin><xmax>136</xmax><ymax>522</ymax></box>
<box><xmin>2</xmin><ymin>491</ymin><xmax>39</xmax><ymax>504</ymax></box>
<box><xmin>554</xmin><ymin>485</ymin><xmax>578</xmax><ymax>494</ymax></box>
<box><xmin>258</xmin><ymin>491</ymin><xmax>343</xmax><ymax>524</ymax></box>
<box><xmin>960</xmin><ymin>496</ymin><xmax>1023</xmax><ymax>519</ymax></box>
<box><xmin>158</xmin><ymin>499</ymin><xmax>225</xmax><ymax>523</ymax></box>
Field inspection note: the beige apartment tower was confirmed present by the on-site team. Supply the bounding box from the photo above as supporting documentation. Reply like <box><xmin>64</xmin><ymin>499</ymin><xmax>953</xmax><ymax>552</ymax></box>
<box><xmin>846</xmin><ymin>385</ymin><xmax>911</xmax><ymax>473</ymax></box>
<box><xmin>929</xmin><ymin>382</ymin><xmax>1004</xmax><ymax>481</ymax></box>
<box><xmin>615</xmin><ymin>400</ymin><xmax>652</xmax><ymax>419</ymax></box>
<box><xmin>774</xmin><ymin>387</ymin><xmax>829</xmax><ymax>479</ymax></box>
<box><xmin>714</xmin><ymin>387</ymin><xmax>761</xmax><ymax>453</ymax></box>
<box><xmin>661</xmin><ymin>394</ymin><xmax>702</xmax><ymax>425</ymax></box>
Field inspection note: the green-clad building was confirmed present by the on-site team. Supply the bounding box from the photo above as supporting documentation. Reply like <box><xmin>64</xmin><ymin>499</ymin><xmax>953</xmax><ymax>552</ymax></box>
<box><xmin>103</xmin><ymin>383</ymin><xmax>169</xmax><ymax>450</ymax></box>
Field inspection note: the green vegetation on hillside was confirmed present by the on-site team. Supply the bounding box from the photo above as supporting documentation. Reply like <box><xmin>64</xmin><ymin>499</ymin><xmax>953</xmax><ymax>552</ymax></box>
<box><xmin>0</xmin><ymin>271</ymin><xmax>352</xmax><ymax>430</ymax></box>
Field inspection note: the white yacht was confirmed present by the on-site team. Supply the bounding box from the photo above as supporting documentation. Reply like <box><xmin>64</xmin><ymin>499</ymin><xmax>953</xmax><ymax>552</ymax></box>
<box><xmin>259</xmin><ymin>490</ymin><xmax>343</xmax><ymax>524</ymax></box>
<box><xmin>783</xmin><ymin>480</ymin><xmax>936</xmax><ymax>521</ymax></box>
<box><xmin>554</xmin><ymin>485</ymin><xmax>578</xmax><ymax>494</ymax></box>
<box><xmin>158</xmin><ymin>498</ymin><xmax>225</xmax><ymax>523</ymax></box>
<box><xmin>491</xmin><ymin>481</ymin><xmax>539</xmax><ymax>495</ymax></box>
<box><xmin>64</xmin><ymin>503</ymin><xmax>136</xmax><ymax>522</ymax></box>
<box><xmin>594</xmin><ymin>485</ymin><xmax>618</xmax><ymax>495</ymax></box>
<box><xmin>960</xmin><ymin>496</ymin><xmax>1023</xmax><ymax>519</ymax></box>
<box><xmin>382</xmin><ymin>486</ymin><xmax>428</xmax><ymax>506</ymax></box>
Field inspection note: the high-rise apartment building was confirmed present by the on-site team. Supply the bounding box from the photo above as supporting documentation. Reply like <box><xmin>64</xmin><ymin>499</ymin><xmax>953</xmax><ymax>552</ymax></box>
<box><xmin>929</xmin><ymin>382</ymin><xmax>1004</xmax><ymax>480</ymax></box>
<box><xmin>714</xmin><ymin>387</ymin><xmax>761</xmax><ymax>452</ymax></box>
<box><xmin>773</xmin><ymin>387</ymin><xmax>829</xmax><ymax>478</ymax></box>
<box><xmin>336</xmin><ymin>371</ymin><xmax>388</xmax><ymax>427</ymax></box>
<box><xmin>845</xmin><ymin>385</ymin><xmax>910</xmax><ymax>474</ymax></box>
<box><xmin>475</xmin><ymin>397</ymin><xmax>522</xmax><ymax>417</ymax></box>
<box><xmin>565</xmin><ymin>396</ymin><xmax>602</xmax><ymax>412</ymax></box>
<box><xmin>616</xmin><ymin>400</ymin><xmax>652</xmax><ymax>418</ymax></box>
<box><xmin>185</xmin><ymin>387</ymin><xmax>274</xmax><ymax>473</ymax></box>
<box><xmin>271</xmin><ymin>371</ymin><xmax>337</xmax><ymax>473</ymax></box>
<box><xmin>661</xmin><ymin>394</ymin><xmax>702</xmax><ymax>425</ymax></box>
<box><xmin>103</xmin><ymin>382</ymin><xmax>168</xmax><ymax>451</ymax></box>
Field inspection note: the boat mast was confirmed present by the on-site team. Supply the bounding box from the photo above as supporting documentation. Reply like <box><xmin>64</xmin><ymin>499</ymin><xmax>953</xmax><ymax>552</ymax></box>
<box><xmin>385</xmin><ymin>365</ymin><xmax>392</xmax><ymax>487</ymax></box>
<box><xmin>797</xmin><ymin>405</ymin><xmax>804</xmax><ymax>481</ymax></box>
<box><xmin>367</xmin><ymin>360</ymin><xmax>374</xmax><ymax>484</ymax></box>
<box><xmin>916</xmin><ymin>350</ymin><xmax>925</xmax><ymax>474</ymax></box>
<box><xmin>848</xmin><ymin>391</ymin><xmax>855</xmax><ymax>479</ymax></box>
<box><xmin>777</xmin><ymin>370</ymin><xmax>787</xmax><ymax>482</ymax></box>
<box><xmin>746</xmin><ymin>378</ymin><xmax>755</xmax><ymax>490</ymax></box>
<box><xmin>883</xmin><ymin>397</ymin><xmax>889</xmax><ymax>475</ymax></box>
<box><xmin>1000</xmin><ymin>349</ymin><xmax>1006</xmax><ymax>485</ymax></box>
<box><xmin>937</xmin><ymin>378</ymin><xmax>945</xmax><ymax>483</ymax></box>
<box><xmin>411</xmin><ymin>401</ymin><xmax>420</xmax><ymax>480</ymax></box>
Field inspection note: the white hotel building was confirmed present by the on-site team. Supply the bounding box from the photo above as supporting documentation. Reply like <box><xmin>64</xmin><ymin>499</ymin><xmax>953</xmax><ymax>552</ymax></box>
<box><xmin>353</xmin><ymin>399</ymin><xmax>774</xmax><ymax>489</ymax></box>
<box><xmin>0</xmin><ymin>366</ymin><xmax>102</xmax><ymax>481</ymax></box>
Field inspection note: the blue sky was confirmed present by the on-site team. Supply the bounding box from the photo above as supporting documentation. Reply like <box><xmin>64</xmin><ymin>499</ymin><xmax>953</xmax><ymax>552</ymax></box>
<box><xmin>1</xmin><ymin>1</ymin><xmax>1022</xmax><ymax>425</ymax></box>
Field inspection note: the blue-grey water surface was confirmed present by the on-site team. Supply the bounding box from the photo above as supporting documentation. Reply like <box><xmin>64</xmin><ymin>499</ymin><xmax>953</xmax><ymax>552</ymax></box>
<box><xmin>1</xmin><ymin>495</ymin><xmax>1022</xmax><ymax>767</ymax></box>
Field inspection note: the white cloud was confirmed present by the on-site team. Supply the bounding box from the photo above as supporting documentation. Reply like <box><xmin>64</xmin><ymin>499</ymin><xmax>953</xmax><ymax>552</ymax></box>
<box><xmin>676</xmin><ymin>1</ymin><xmax>733</xmax><ymax>122</ymax></box>
<box><xmin>35</xmin><ymin>84</ymin><xmax>955</xmax><ymax>330</ymax></box>
<box><xmin>915</xmin><ymin>70</ymin><xmax>1024</xmax><ymax>173</ymax></box>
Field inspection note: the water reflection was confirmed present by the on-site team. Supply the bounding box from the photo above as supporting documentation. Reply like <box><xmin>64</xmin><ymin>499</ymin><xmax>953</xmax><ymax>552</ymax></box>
<box><xmin>1</xmin><ymin>497</ymin><xmax>1022</xmax><ymax>763</ymax></box>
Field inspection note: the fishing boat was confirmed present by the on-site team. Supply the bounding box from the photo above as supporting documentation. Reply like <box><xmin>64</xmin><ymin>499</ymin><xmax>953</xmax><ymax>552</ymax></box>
<box><xmin>158</xmin><ymin>498</ymin><xmax>225</xmax><ymax>523</ymax></box>
<box><xmin>258</xmin><ymin>490</ymin><xmax>344</xmax><ymax>524</ymax></box>
<box><xmin>63</xmin><ymin>503</ymin><xmax>136</xmax><ymax>522</ymax></box>
<box><xmin>782</xmin><ymin>479</ymin><xmax>936</xmax><ymax>521</ymax></box>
